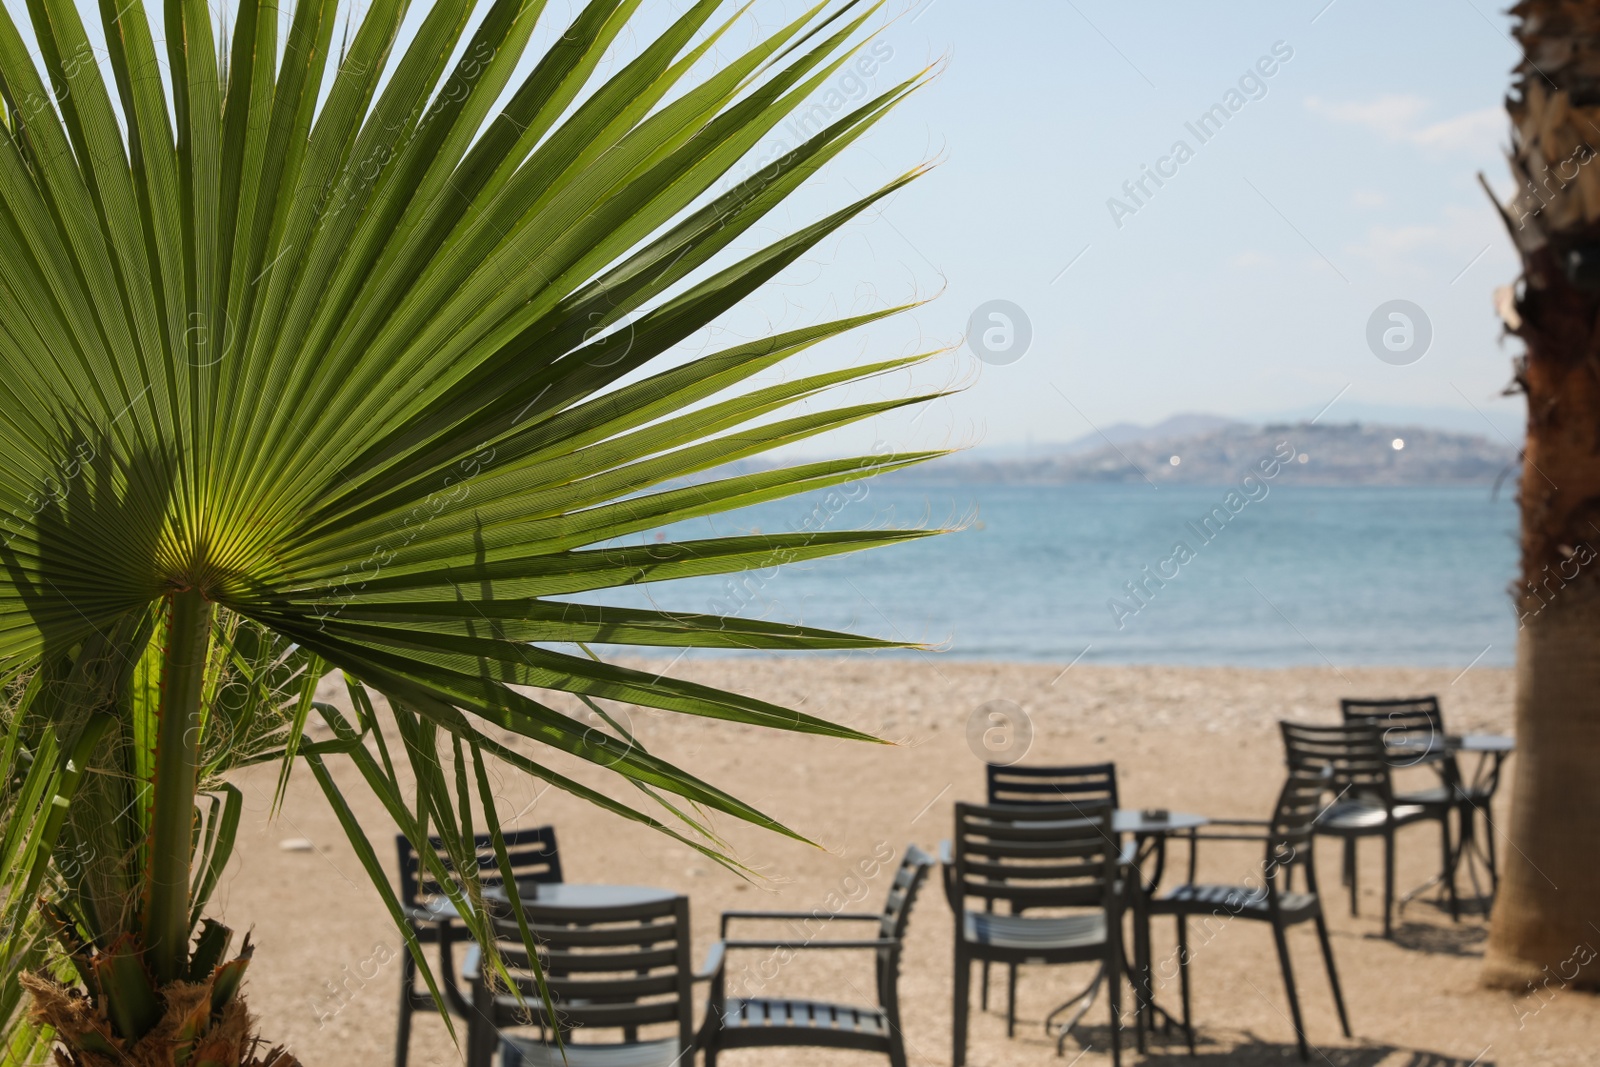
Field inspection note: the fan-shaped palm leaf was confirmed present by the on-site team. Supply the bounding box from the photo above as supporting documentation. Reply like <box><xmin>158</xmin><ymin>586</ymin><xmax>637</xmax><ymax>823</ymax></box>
<box><xmin>0</xmin><ymin>0</ymin><xmax>942</xmax><ymax>1060</ymax></box>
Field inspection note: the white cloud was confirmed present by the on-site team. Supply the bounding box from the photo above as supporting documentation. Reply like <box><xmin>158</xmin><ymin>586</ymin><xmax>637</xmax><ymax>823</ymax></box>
<box><xmin>1412</xmin><ymin>108</ymin><xmax>1504</xmax><ymax>152</ymax></box>
<box><xmin>1304</xmin><ymin>94</ymin><xmax>1502</xmax><ymax>153</ymax></box>
<box><xmin>1351</xmin><ymin>189</ymin><xmax>1389</xmax><ymax>209</ymax></box>
<box><xmin>1306</xmin><ymin>94</ymin><xmax>1430</xmax><ymax>138</ymax></box>
<box><xmin>1344</xmin><ymin>204</ymin><xmax>1505</xmax><ymax>278</ymax></box>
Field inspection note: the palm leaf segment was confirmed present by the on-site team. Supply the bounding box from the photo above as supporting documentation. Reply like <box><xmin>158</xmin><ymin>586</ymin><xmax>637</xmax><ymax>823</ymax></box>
<box><xmin>0</xmin><ymin>0</ymin><xmax>944</xmax><ymax>1046</ymax></box>
<box><xmin>0</xmin><ymin>0</ymin><xmax>941</xmax><ymax>814</ymax></box>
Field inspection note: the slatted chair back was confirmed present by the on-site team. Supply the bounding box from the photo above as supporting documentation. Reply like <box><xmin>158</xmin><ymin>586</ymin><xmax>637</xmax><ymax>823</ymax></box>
<box><xmin>1262</xmin><ymin>769</ymin><xmax>1330</xmax><ymax>891</ymax></box>
<box><xmin>871</xmin><ymin>846</ymin><xmax>933</xmax><ymax>1015</ymax></box>
<box><xmin>1279</xmin><ymin>720</ymin><xmax>1395</xmax><ymax>807</ymax></box>
<box><xmin>986</xmin><ymin>761</ymin><xmax>1119</xmax><ymax>809</ymax></box>
<box><xmin>1340</xmin><ymin>695</ymin><xmax>1444</xmax><ymax>751</ymax></box>
<box><xmin>397</xmin><ymin>825</ymin><xmax>562</xmax><ymax>910</ymax></box>
<box><xmin>876</xmin><ymin>844</ymin><xmax>935</xmax><ymax>940</ymax></box>
<box><xmin>951</xmin><ymin>801</ymin><xmax>1120</xmax><ymax>914</ymax></box>
<box><xmin>490</xmin><ymin>895</ymin><xmax>695</xmax><ymax>1056</ymax></box>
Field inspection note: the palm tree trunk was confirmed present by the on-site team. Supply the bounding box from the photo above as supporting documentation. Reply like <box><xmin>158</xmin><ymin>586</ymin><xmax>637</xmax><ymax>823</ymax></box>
<box><xmin>1484</xmin><ymin>0</ymin><xmax>1600</xmax><ymax>989</ymax></box>
<box><xmin>1490</xmin><ymin>597</ymin><xmax>1600</xmax><ymax>988</ymax></box>
<box><xmin>145</xmin><ymin>588</ymin><xmax>214</xmax><ymax>984</ymax></box>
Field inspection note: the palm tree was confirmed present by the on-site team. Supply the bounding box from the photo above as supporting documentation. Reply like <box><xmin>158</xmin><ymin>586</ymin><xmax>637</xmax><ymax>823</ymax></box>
<box><xmin>0</xmin><ymin>0</ymin><xmax>944</xmax><ymax>1061</ymax></box>
<box><xmin>1482</xmin><ymin>0</ymin><xmax>1600</xmax><ymax>990</ymax></box>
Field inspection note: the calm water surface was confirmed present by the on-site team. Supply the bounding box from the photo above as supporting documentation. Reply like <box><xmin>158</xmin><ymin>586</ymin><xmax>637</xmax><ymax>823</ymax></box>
<box><xmin>587</xmin><ymin>481</ymin><xmax>1520</xmax><ymax>668</ymax></box>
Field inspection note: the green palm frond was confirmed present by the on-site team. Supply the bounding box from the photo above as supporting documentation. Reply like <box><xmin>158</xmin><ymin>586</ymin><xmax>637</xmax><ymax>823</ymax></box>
<box><xmin>0</xmin><ymin>0</ymin><xmax>942</xmax><ymax>1055</ymax></box>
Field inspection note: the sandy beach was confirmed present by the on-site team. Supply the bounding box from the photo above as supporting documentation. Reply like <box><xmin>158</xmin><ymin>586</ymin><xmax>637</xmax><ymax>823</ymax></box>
<box><xmin>215</xmin><ymin>657</ymin><xmax>1597</xmax><ymax>1066</ymax></box>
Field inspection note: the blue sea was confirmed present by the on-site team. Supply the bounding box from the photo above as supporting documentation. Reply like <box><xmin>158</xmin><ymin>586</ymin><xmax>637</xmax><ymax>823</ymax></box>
<box><xmin>594</xmin><ymin>481</ymin><xmax>1521</xmax><ymax>668</ymax></box>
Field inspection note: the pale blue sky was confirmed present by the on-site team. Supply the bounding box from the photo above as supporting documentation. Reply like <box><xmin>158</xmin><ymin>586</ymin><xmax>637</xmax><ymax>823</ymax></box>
<box><xmin>835</xmin><ymin>0</ymin><xmax>1532</xmax><ymax>451</ymax></box>
<box><xmin>31</xmin><ymin>0</ymin><xmax>1532</xmax><ymax>455</ymax></box>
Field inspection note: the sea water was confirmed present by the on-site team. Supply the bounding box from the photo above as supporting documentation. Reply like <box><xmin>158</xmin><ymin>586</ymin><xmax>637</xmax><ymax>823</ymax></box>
<box><xmin>587</xmin><ymin>481</ymin><xmax>1520</xmax><ymax>668</ymax></box>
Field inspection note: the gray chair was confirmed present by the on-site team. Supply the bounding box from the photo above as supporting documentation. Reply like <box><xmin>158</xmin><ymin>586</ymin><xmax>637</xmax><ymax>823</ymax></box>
<box><xmin>1280</xmin><ymin>720</ymin><xmax>1431</xmax><ymax>938</ymax></box>
<box><xmin>943</xmin><ymin>800</ymin><xmax>1124</xmax><ymax>1067</ymax></box>
<box><xmin>468</xmin><ymin>893</ymin><xmax>715</xmax><ymax>1067</ymax></box>
<box><xmin>1147</xmin><ymin>769</ymin><xmax>1351</xmax><ymax>1062</ymax></box>
<box><xmin>1341</xmin><ymin>695</ymin><xmax>1485</xmax><ymax>914</ymax></box>
<box><xmin>701</xmin><ymin>845</ymin><xmax>934</xmax><ymax>1066</ymax></box>
<box><xmin>395</xmin><ymin>826</ymin><xmax>561</xmax><ymax>1067</ymax></box>
<box><xmin>981</xmin><ymin>762</ymin><xmax>1120</xmax><ymax>1030</ymax></box>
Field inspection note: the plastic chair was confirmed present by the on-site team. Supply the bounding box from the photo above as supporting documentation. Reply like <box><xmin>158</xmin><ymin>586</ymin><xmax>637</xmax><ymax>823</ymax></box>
<box><xmin>394</xmin><ymin>826</ymin><xmax>561</xmax><ymax>1067</ymax></box>
<box><xmin>1341</xmin><ymin>695</ymin><xmax>1485</xmax><ymax>913</ymax></box>
<box><xmin>1280</xmin><ymin>721</ymin><xmax>1431</xmax><ymax>938</ymax></box>
<box><xmin>1148</xmin><ymin>769</ymin><xmax>1351</xmax><ymax>1062</ymax></box>
<box><xmin>470</xmin><ymin>893</ymin><xmax>716</xmax><ymax>1067</ymax></box>
<box><xmin>943</xmin><ymin>800</ymin><xmax>1125</xmax><ymax>1067</ymax></box>
<box><xmin>701</xmin><ymin>845</ymin><xmax>934</xmax><ymax>1066</ymax></box>
<box><xmin>981</xmin><ymin>762</ymin><xmax>1120</xmax><ymax>1030</ymax></box>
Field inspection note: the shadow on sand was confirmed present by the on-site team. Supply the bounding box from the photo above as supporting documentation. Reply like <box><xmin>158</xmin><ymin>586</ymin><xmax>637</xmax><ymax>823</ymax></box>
<box><xmin>1129</xmin><ymin>1031</ymin><xmax>1494</xmax><ymax>1065</ymax></box>
<box><xmin>1385</xmin><ymin>919</ymin><xmax>1490</xmax><ymax>957</ymax></box>
<box><xmin>1037</xmin><ymin>1023</ymin><xmax>1495</xmax><ymax>1066</ymax></box>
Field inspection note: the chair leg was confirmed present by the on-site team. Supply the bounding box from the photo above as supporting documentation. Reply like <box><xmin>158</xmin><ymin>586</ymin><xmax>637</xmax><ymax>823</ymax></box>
<box><xmin>1484</xmin><ymin>805</ymin><xmax>1500</xmax><ymax>891</ymax></box>
<box><xmin>1270</xmin><ymin>922</ymin><xmax>1309</xmax><ymax>1062</ymax></box>
<box><xmin>1343</xmin><ymin>838</ymin><xmax>1358</xmax><ymax>917</ymax></box>
<box><xmin>1441</xmin><ymin>812</ymin><xmax>1460</xmax><ymax>922</ymax></box>
<box><xmin>953</xmin><ymin>949</ymin><xmax>970</xmax><ymax>1067</ymax></box>
<box><xmin>1107</xmin><ymin>946</ymin><xmax>1122</xmax><ymax>1067</ymax></box>
<box><xmin>466</xmin><ymin>981</ymin><xmax>496</xmax><ymax>1067</ymax></box>
<box><xmin>1177</xmin><ymin>915</ymin><xmax>1195</xmax><ymax>1056</ymax></box>
<box><xmin>1313</xmin><ymin>913</ymin><xmax>1351</xmax><ymax>1038</ymax></box>
<box><xmin>704</xmin><ymin>1003</ymin><xmax>719</xmax><ymax>1067</ymax></box>
<box><xmin>981</xmin><ymin>898</ymin><xmax>994</xmax><ymax>1011</ymax></box>
<box><xmin>1006</xmin><ymin>964</ymin><xmax>1017</xmax><ymax>1038</ymax></box>
<box><xmin>888</xmin><ymin>1019</ymin><xmax>908</xmax><ymax>1067</ymax></box>
<box><xmin>395</xmin><ymin>949</ymin><xmax>414</xmax><ymax>1067</ymax></box>
<box><xmin>1383</xmin><ymin>831</ymin><xmax>1396</xmax><ymax>939</ymax></box>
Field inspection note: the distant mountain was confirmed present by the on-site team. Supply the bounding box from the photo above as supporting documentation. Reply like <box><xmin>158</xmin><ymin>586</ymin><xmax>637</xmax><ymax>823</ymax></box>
<box><xmin>972</xmin><ymin>405</ymin><xmax>1525</xmax><ymax>461</ymax></box>
<box><xmin>1248</xmin><ymin>401</ymin><xmax>1525</xmax><ymax>446</ymax></box>
<box><xmin>973</xmin><ymin>413</ymin><xmax>1243</xmax><ymax>459</ymax></box>
<box><xmin>900</xmin><ymin>420</ymin><xmax>1520</xmax><ymax>486</ymax></box>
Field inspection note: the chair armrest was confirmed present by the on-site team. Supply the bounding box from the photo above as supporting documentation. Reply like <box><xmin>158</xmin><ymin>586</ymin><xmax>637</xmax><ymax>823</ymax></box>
<box><xmin>719</xmin><ymin>910</ymin><xmax>882</xmax><ymax>935</ymax></box>
<box><xmin>939</xmin><ymin>839</ymin><xmax>961</xmax><ymax>910</ymax></box>
<box><xmin>1175</xmin><ymin>821</ymin><xmax>1272</xmax><ymax>883</ymax></box>
<box><xmin>695</xmin><ymin>941</ymin><xmax>726</xmax><ymax>982</ymax></box>
<box><xmin>720</xmin><ymin>938</ymin><xmax>895</xmax><ymax>952</ymax></box>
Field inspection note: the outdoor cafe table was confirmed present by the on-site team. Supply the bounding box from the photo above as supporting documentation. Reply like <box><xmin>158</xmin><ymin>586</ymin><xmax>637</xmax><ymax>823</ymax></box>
<box><xmin>1117</xmin><ymin>810</ymin><xmax>1209</xmax><ymax>1051</ymax></box>
<box><xmin>1388</xmin><ymin>733</ymin><xmax>1515</xmax><ymax>907</ymax></box>
<box><xmin>1038</xmin><ymin>809</ymin><xmax>1210</xmax><ymax>1052</ymax></box>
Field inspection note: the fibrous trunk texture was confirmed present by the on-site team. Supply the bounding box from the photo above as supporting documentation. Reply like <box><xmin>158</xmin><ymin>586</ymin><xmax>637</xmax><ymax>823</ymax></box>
<box><xmin>1484</xmin><ymin>0</ymin><xmax>1600</xmax><ymax>991</ymax></box>
<box><xmin>20</xmin><ymin>973</ymin><xmax>298</xmax><ymax>1067</ymax></box>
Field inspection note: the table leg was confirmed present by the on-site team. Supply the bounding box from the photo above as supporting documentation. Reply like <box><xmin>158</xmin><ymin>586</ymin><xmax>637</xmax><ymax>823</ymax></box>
<box><xmin>1134</xmin><ymin>869</ymin><xmax>1150</xmax><ymax>1054</ymax></box>
<box><xmin>1047</xmin><ymin>829</ymin><xmax>1192</xmax><ymax>1052</ymax></box>
<box><xmin>1046</xmin><ymin>964</ymin><xmax>1105</xmax><ymax>1052</ymax></box>
<box><xmin>1454</xmin><ymin>750</ymin><xmax>1508</xmax><ymax>911</ymax></box>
